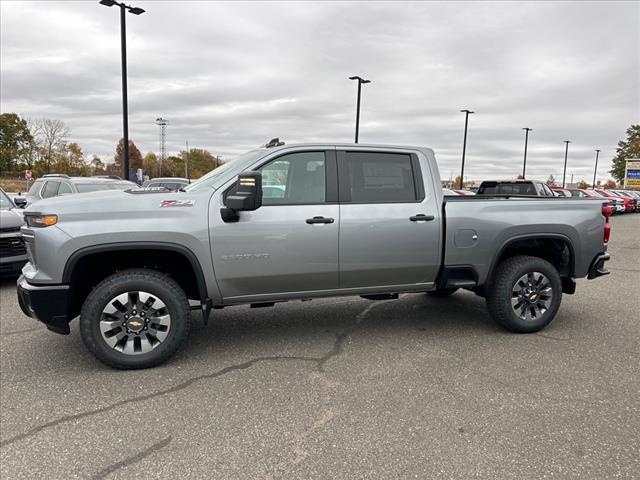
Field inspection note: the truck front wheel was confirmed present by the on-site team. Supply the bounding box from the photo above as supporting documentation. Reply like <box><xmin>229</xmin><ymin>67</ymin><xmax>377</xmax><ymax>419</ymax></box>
<box><xmin>79</xmin><ymin>269</ymin><xmax>191</xmax><ymax>369</ymax></box>
<box><xmin>486</xmin><ymin>255</ymin><xmax>562</xmax><ymax>333</ymax></box>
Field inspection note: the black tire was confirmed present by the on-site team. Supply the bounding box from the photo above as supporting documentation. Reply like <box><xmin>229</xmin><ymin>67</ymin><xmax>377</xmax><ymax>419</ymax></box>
<box><xmin>427</xmin><ymin>288</ymin><xmax>459</xmax><ymax>297</ymax></box>
<box><xmin>486</xmin><ymin>255</ymin><xmax>562</xmax><ymax>333</ymax></box>
<box><xmin>80</xmin><ymin>269</ymin><xmax>190</xmax><ymax>369</ymax></box>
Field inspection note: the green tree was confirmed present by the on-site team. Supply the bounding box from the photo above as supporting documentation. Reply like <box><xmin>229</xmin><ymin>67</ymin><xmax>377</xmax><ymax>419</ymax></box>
<box><xmin>610</xmin><ymin>125</ymin><xmax>640</xmax><ymax>182</ymax></box>
<box><xmin>178</xmin><ymin>148</ymin><xmax>224</xmax><ymax>179</ymax></box>
<box><xmin>0</xmin><ymin>113</ymin><xmax>33</xmax><ymax>171</ymax></box>
<box><xmin>142</xmin><ymin>152</ymin><xmax>159</xmax><ymax>177</ymax></box>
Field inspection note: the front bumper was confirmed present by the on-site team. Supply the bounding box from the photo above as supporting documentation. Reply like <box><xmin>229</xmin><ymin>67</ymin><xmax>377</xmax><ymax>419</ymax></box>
<box><xmin>17</xmin><ymin>275</ymin><xmax>72</xmax><ymax>334</ymax></box>
<box><xmin>587</xmin><ymin>253</ymin><xmax>610</xmax><ymax>280</ymax></box>
<box><xmin>0</xmin><ymin>254</ymin><xmax>28</xmax><ymax>276</ymax></box>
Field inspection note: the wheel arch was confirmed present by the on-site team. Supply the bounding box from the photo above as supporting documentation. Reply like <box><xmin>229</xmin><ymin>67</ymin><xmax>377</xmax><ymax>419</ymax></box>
<box><xmin>63</xmin><ymin>242</ymin><xmax>209</xmax><ymax>319</ymax></box>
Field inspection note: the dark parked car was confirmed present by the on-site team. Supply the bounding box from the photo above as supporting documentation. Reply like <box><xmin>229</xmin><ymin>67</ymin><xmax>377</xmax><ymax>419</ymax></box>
<box><xmin>142</xmin><ymin>177</ymin><xmax>190</xmax><ymax>191</ymax></box>
<box><xmin>477</xmin><ymin>180</ymin><xmax>556</xmax><ymax>197</ymax></box>
<box><xmin>17</xmin><ymin>174</ymin><xmax>137</xmax><ymax>208</ymax></box>
<box><xmin>0</xmin><ymin>188</ymin><xmax>27</xmax><ymax>275</ymax></box>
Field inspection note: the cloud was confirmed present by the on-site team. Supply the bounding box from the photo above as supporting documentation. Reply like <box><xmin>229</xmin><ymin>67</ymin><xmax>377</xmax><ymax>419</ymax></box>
<box><xmin>1</xmin><ymin>0</ymin><xmax>638</xmax><ymax>183</ymax></box>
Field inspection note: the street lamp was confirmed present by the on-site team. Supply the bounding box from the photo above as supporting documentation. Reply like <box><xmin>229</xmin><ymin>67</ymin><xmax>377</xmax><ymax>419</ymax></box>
<box><xmin>522</xmin><ymin>128</ymin><xmax>532</xmax><ymax>178</ymax></box>
<box><xmin>99</xmin><ymin>0</ymin><xmax>145</xmax><ymax>180</ymax></box>
<box><xmin>593</xmin><ymin>149</ymin><xmax>601</xmax><ymax>188</ymax></box>
<box><xmin>459</xmin><ymin>109</ymin><xmax>474</xmax><ymax>189</ymax></box>
<box><xmin>349</xmin><ymin>76</ymin><xmax>371</xmax><ymax>143</ymax></box>
<box><xmin>562</xmin><ymin>140</ymin><xmax>571</xmax><ymax>188</ymax></box>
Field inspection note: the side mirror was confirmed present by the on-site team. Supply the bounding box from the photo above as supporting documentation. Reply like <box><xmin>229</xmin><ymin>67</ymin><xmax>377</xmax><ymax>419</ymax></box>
<box><xmin>14</xmin><ymin>197</ymin><xmax>27</xmax><ymax>208</ymax></box>
<box><xmin>226</xmin><ymin>172</ymin><xmax>262</xmax><ymax>211</ymax></box>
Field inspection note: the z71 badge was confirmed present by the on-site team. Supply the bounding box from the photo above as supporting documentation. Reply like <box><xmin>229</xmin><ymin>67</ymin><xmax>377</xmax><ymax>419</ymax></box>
<box><xmin>159</xmin><ymin>199</ymin><xmax>195</xmax><ymax>208</ymax></box>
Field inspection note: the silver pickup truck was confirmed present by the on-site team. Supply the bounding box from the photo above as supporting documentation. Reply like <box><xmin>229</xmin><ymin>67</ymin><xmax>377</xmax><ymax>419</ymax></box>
<box><xmin>17</xmin><ymin>143</ymin><xmax>611</xmax><ymax>369</ymax></box>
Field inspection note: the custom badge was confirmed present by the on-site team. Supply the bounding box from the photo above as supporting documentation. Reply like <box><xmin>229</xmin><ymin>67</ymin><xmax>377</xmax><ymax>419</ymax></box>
<box><xmin>159</xmin><ymin>199</ymin><xmax>195</xmax><ymax>208</ymax></box>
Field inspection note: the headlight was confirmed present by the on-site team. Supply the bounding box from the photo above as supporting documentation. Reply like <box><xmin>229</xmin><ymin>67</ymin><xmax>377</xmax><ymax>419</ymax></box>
<box><xmin>25</xmin><ymin>214</ymin><xmax>57</xmax><ymax>228</ymax></box>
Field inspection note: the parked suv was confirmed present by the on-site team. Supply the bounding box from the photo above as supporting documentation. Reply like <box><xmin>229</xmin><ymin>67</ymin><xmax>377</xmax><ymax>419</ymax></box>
<box><xmin>0</xmin><ymin>188</ymin><xmax>27</xmax><ymax>275</ymax></box>
<box><xmin>17</xmin><ymin>174</ymin><xmax>137</xmax><ymax>207</ymax></box>
<box><xmin>477</xmin><ymin>180</ymin><xmax>556</xmax><ymax>196</ymax></box>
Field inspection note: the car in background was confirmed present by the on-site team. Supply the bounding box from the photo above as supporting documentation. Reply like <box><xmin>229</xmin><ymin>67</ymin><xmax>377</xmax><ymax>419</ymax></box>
<box><xmin>0</xmin><ymin>188</ymin><xmax>27</xmax><ymax>276</ymax></box>
<box><xmin>16</xmin><ymin>174</ymin><xmax>138</xmax><ymax>208</ymax></box>
<box><xmin>551</xmin><ymin>187</ymin><xmax>572</xmax><ymax>197</ymax></box>
<box><xmin>142</xmin><ymin>177</ymin><xmax>190</xmax><ymax>191</ymax></box>
<box><xmin>594</xmin><ymin>189</ymin><xmax>634</xmax><ymax>213</ymax></box>
<box><xmin>442</xmin><ymin>188</ymin><xmax>460</xmax><ymax>196</ymax></box>
<box><xmin>476</xmin><ymin>179</ymin><xmax>556</xmax><ymax>197</ymax></box>
<box><xmin>453</xmin><ymin>189</ymin><xmax>475</xmax><ymax>196</ymax></box>
<box><xmin>610</xmin><ymin>190</ymin><xmax>640</xmax><ymax>212</ymax></box>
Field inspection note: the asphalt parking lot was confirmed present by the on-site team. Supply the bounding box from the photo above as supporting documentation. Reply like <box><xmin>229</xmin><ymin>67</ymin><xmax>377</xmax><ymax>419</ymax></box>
<box><xmin>1</xmin><ymin>215</ymin><xmax>638</xmax><ymax>479</ymax></box>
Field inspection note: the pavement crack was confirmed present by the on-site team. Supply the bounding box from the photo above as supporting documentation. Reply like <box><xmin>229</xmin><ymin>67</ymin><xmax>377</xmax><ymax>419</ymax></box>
<box><xmin>91</xmin><ymin>436</ymin><xmax>172</xmax><ymax>479</ymax></box>
<box><xmin>0</xmin><ymin>326</ymin><xmax>43</xmax><ymax>337</ymax></box>
<box><xmin>0</xmin><ymin>355</ymin><xmax>316</xmax><ymax>448</ymax></box>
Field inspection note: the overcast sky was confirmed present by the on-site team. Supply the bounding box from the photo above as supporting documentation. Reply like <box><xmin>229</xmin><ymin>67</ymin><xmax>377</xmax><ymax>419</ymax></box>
<box><xmin>1</xmin><ymin>1</ymin><xmax>638</xmax><ymax>182</ymax></box>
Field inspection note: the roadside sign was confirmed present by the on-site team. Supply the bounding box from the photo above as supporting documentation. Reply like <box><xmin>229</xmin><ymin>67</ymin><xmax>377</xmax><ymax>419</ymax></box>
<box><xmin>624</xmin><ymin>159</ymin><xmax>640</xmax><ymax>188</ymax></box>
<box><xmin>25</xmin><ymin>170</ymin><xmax>32</xmax><ymax>181</ymax></box>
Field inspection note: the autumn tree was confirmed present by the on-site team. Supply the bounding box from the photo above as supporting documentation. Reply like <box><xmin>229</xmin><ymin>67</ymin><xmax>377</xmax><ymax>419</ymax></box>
<box><xmin>546</xmin><ymin>175</ymin><xmax>557</xmax><ymax>186</ymax></box>
<box><xmin>113</xmin><ymin>138</ymin><xmax>143</xmax><ymax>177</ymax></box>
<box><xmin>0</xmin><ymin>113</ymin><xmax>33</xmax><ymax>171</ymax></box>
<box><xmin>90</xmin><ymin>155</ymin><xmax>105</xmax><ymax>175</ymax></box>
<box><xmin>143</xmin><ymin>152</ymin><xmax>159</xmax><ymax>177</ymax></box>
<box><xmin>178</xmin><ymin>148</ymin><xmax>224</xmax><ymax>179</ymax></box>
<box><xmin>37</xmin><ymin>118</ymin><xmax>70</xmax><ymax>173</ymax></box>
<box><xmin>603</xmin><ymin>179</ymin><xmax>617</xmax><ymax>189</ymax></box>
<box><xmin>576</xmin><ymin>180</ymin><xmax>589</xmax><ymax>189</ymax></box>
<box><xmin>610</xmin><ymin>125</ymin><xmax>640</xmax><ymax>182</ymax></box>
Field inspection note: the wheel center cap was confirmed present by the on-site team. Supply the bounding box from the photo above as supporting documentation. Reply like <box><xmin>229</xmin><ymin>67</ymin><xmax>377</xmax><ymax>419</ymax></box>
<box><xmin>127</xmin><ymin>317</ymin><xmax>144</xmax><ymax>332</ymax></box>
<box><xmin>528</xmin><ymin>292</ymin><xmax>539</xmax><ymax>302</ymax></box>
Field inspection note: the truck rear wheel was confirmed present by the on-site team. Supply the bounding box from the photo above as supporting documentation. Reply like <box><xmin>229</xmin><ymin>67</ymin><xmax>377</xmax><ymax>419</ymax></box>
<box><xmin>486</xmin><ymin>255</ymin><xmax>562</xmax><ymax>333</ymax></box>
<box><xmin>79</xmin><ymin>269</ymin><xmax>190</xmax><ymax>369</ymax></box>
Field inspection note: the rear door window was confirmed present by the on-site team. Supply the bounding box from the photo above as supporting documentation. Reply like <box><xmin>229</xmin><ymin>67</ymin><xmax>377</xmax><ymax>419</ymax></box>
<box><xmin>341</xmin><ymin>151</ymin><xmax>420</xmax><ymax>203</ymax></box>
<box><xmin>58</xmin><ymin>182</ymin><xmax>73</xmax><ymax>195</ymax></box>
<box><xmin>28</xmin><ymin>180</ymin><xmax>44</xmax><ymax>196</ymax></box>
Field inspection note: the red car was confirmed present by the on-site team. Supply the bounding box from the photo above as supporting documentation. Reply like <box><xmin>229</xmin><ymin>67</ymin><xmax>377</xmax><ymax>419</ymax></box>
<box><xmin>595</xmin><ymin>189</ymin><xmax>634</xmax><ymax>213</ymax></box>
<box><xmin>559</xmin><ymin>188</ymin><xmax>623</xmax><ymax>214</ymax></box>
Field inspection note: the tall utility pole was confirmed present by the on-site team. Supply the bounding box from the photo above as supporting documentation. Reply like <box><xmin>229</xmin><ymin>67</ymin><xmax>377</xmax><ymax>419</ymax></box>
<box><xmin>156</xmin><ymin>117</ymin><xmax>168</xmax><ymax>176</ymax></box>
<box><xmin>593</xmin><ymin>149</ymin><xmax>601</xmax><ymax>187</ymax></box>
<box><xmin>562</xmin><ymin>140</ymin><xmax>571</xmax><ymax>188</ymax></box>
<box><xmin>459</xmin><ymin>109</ymin><xmax>474</xmax><ymax>189</ymax></box>
<box><xmin>522</xmin><ymin>127</ymin><xmax>532</xmax><ymax>178</ymax></box>
<box><xmin>99</xmin><ymin>0</ymin><xmax>145</xmax><ymax>180</ymax></box>
<box><xmin>349</xmin><ymin>76</ymin><xmax>371</xmax><ymax>143</ymax></box>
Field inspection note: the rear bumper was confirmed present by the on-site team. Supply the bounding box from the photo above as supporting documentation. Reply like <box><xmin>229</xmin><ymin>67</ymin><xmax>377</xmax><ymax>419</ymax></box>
<box><xmin>587</xmin><ymin>253</ymin><xmax>610</xmax><ymax>280</ymax></box>
<box><xmin>17</xmin><ymin>275</ymin><xmax>71</xmax><ymax>335</ymax></box>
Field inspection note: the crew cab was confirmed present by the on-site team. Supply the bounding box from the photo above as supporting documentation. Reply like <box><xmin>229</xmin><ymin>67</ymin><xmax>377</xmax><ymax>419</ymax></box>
<box><xmin>17</xmin><ymin>143</ymin><xmax>612</xmax><ymax>369</ymax></box>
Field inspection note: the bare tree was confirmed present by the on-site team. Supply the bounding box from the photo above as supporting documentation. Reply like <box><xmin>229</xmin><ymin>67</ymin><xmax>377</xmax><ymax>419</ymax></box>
<box><xmin>37</xmin><ymin>118</ymin><xmax>70</xmax><ymax>173</ymax></box>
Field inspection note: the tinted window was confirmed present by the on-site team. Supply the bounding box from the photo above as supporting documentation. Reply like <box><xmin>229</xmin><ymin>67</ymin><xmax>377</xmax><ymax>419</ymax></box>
<box><xmin>344</xmin><ymin>152</ymin><xmax>417</xmax><ymax>202</ymax></box>
<box><xmin>58</xmin><ymin>182</ymin><xmax>73</xmax><ymax>195</ymax></box>
<box><xmin>478</xmin><ymin>182</ymin><xmax>536</xmax><ymax>195</ymax></box>
<box><xmin>259</xmin><ymin>152</ymin><xmax>326</xmax><ymax>205</ymax></box>
<box><xmin>28</xmin><ymin>180</ymin><xmax>44</xmax><ymax>196</ymax></box>
<box><xmin>570</xmin><ymin>190</ymin><xmax>584</xmax><ymax>197</ymax></box>
<box><xmin>41</xmin><ymin>181</ymin><xmax>60</xmax><ymax>198</ymax></box>
<box><xmin>542</xmin><ymin>184</ymin><xmax>554</xmax><ymax>196</ymax></box>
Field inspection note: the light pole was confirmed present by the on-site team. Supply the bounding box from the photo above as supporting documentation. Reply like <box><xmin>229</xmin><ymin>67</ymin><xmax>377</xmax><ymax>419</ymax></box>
<box><xmin>459</xmin><ymin>109</ymin><xmax>474</xmax><ymax>189</ymax></box>
<box><xmin>593</xmin><ymin>149</ymin><xmax>601</xmax><ymax>188</ymax></box>
<box><xmin>349</xmin><ymin>76</ymin><xmax>371</xmax><ymax>143</ymax></box>
<box><xmin>522</xmin><ymin>127</ymin><xmax>532</xmax><ymax>178</ymax></box>
<box><xmin>562</xmin><ymin>140</ymin><xmax>571</xmax><ymax>188</ymax></box>
<box><xmin>99</xmin><ymin>0</ymin><xmax>145</xmax><ymax>180</ymax></box>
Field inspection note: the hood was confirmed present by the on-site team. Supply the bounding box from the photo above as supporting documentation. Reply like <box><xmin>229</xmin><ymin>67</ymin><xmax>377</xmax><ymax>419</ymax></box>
<box><xmin>24</xmin><ymin>188</ymin><xmax>207</xmax><ymax>221</ymax></box>
<box><xmin>0</xmin><ymin>208</ymin><xmax>24</xmax><ymax>230</ymax></box>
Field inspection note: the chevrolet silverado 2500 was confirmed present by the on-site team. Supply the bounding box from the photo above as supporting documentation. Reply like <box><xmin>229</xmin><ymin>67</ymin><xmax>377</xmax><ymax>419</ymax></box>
<box><xmin>17</xmin><ymin>143</ymin><xmax>611</xmax><ymax>369</ymax></box>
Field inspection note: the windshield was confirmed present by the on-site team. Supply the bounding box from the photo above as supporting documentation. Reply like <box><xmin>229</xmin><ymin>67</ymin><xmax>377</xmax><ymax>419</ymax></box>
<box><xmin>76</xmin><ymin>182</ymin><xmax>135</xmax><ymax>193</ymax></box>
<box><xmin>0</xmin><ymin>190</ymin><xmax>13</xmax><ymax>209</ymax></box>
<box><xmin>184</xmin><ymin>150</ymin><xmax>266</xmax><ymax>192</ymax></box>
